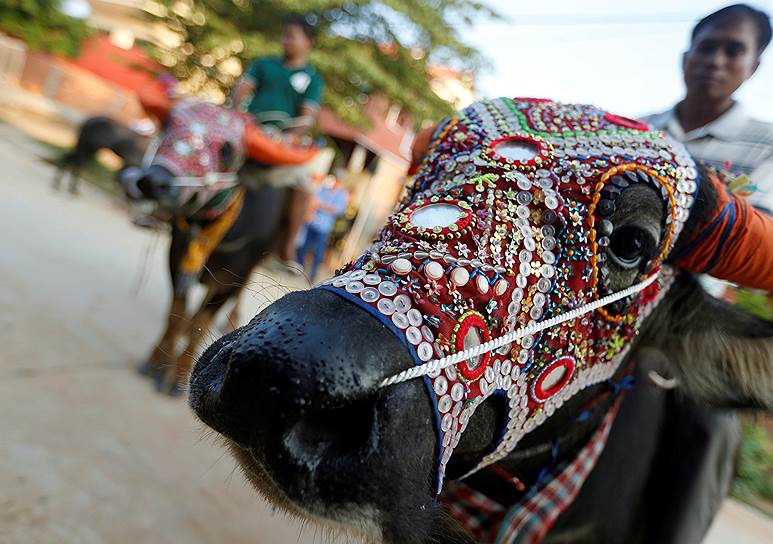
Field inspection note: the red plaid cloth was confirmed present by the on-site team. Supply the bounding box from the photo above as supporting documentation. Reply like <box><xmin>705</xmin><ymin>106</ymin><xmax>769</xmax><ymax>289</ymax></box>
<box><xmin>441</xmin><ymin>399</ymin><xmax>621</xmax><ymax>543</ymax></box>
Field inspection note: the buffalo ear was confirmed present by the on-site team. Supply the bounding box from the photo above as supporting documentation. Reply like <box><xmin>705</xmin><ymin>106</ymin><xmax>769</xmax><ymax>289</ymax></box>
<box><xmin>640</xmin><ymin>272</ymin><xmax>773</xmax><ymax>410</ymax></box>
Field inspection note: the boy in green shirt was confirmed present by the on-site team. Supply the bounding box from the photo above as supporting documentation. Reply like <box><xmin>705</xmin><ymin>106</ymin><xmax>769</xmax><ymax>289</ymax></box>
<box><xmin>232</xmin><ymin>13</ymin><xmax>324</xmax><ymax>267</ymax></box>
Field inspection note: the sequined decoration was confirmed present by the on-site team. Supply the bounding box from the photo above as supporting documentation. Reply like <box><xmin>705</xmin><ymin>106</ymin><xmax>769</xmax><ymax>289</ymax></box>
<box><xmin>152</xmin><ymin>99</ymin><xmax>245</xmax><ymax>218</ymax></box>
<box><xmin>319</xmin><ymin>98</ymin><xmax>697</xmax><ymax>493</ymax></box>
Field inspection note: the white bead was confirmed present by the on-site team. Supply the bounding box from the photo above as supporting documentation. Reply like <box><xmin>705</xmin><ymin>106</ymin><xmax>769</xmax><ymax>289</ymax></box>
<box><xmin>494</xmin><ymin>278</ymin><xmax>508</xmax><ymax>296</ymax></box>
<box><xmin>417</xmin><ymin>342</ymin><xmax>434</xmax><ymax>361</ymax></box>
<box><xmin>394</xmin><ymin>294</ymin><xmax>412</xmax><ymax>312</ymax></box>
<box><xmin>424</xmin><ymin>261</ymin><xmax>444</xmax><ymax>280</ymax></box>
<box><xmin>392</xmin><ymin>312</ymin><xmax>409</xmax><ymax>329</ymax></box>
<box><xmin>345</xmin><ymin>281</ymin><xmax>364</xmax><ymax>294</ymax></box>
<box><xmin>451</xmin><ymin>267</ymin><xmax>470</xmax><ymax>286</ymax></box>
<box><xmin>391</xmin><ymin>258</ymin><xmax>412</xmax><ymax>275</ymax></box>
<box><xmin>378</xmin><ymin>281</ymin><xmax>397</xmax><ymax>296</ymax></box>
<box><xmin>476</xmin><ymin>274</ymin><xmax>490</xmax><ymax>294</ymax></box>
<box><xmin>407</xmin><ymin>309</ymin><xmax>423</xmax><ymax>327</ymax></box>
<box><xmin>434</xmin><ymin>376</ymin><xmax>449</xmax><ymax>396</ymax></box>
<box><xmin>377</xmin><ymin>298</ymin><xmax>395</xmax><ymax>315</ymax></box>
<box><xmin>451</xmin><ymin>382</ymin><xmax>465</xmax><ymax>402</ymax></box>
<box><xmin>479</xmin><ymin>378</ymin><xmax>489</xmax><ymax>396</ymax></box>
<box><xmin>406</xmin><ymin>326</ymin><xmax>423</xmax><ymax>345</ymax></box>
<box><xmin>442</xmin><ymin>413</ymin><xmax>455</xmax><ymax>432</ymax></box>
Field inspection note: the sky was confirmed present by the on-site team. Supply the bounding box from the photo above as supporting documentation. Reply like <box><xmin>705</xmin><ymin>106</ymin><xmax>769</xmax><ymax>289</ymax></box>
<box><xmin>464</xmin><ymin>0</ymin><xmax>773</xmax><ymax>120</ymax></box>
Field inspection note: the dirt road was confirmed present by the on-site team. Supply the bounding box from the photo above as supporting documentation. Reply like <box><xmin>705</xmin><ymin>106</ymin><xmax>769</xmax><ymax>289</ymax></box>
<box><xmin>0</xmin><ymin>123</ymin><xmax>769</xmax><ymax>543</ymax></box>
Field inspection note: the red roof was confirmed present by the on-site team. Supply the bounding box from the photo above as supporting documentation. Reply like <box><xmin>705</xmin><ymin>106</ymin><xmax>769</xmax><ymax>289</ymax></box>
<box><xmin>66</xmin><ymin>35</ymin><xmax>161</xmax><ymax>93</ymax></box>
<box><xmin>318</xmin><ymin>96</ymin><xmax>412</xmax><ymax>165</ymax></box>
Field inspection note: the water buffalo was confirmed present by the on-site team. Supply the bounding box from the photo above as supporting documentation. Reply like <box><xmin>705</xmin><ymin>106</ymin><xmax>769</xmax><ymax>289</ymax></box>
<box><xmin>53</xmin><ymin>116</ymin><xmax>148</xmax><ymax>194</ymax></box>
<box><xmin>188</xmin><ymin>98</ymin><xmax>773</xmax><ymax>543</ymax></box>
<box><xmin>117</xmin><ymin>98</ymin><xmax>317</xmax><ymax>395</ymax></box>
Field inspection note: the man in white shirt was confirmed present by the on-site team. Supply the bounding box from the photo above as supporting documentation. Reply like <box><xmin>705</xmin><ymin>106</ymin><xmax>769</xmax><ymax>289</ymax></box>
<box><xmin>645</xmin><ymin>4</ymin><xmax>773</xmax><ymax>212</ymax></box>
<box><xmin>641</xmin><ymin>5</ymin><xmax>772</xmax><ymax>543</ymax></box>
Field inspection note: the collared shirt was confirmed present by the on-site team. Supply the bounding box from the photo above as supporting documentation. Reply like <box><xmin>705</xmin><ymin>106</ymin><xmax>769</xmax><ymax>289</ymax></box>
<box><xmin>243</xmin><ymin>57</ymin><xmax>324</xmax><ymax>128</ymax></box>
<box><xmin>644</xmin><ymin>103</ymin><xmax>773</xmax><ymax>213</ymax></box>
<box><xmin>309</xmin><ymin>185</ymin><xmax>349</xmax><ymax>234</ymax></box>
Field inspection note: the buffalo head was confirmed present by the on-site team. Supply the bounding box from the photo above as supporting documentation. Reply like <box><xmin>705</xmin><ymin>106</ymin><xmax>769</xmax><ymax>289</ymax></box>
<box><xmin>189</xmin><ymin>98</ymin><xmax>773</xmax><ymax>543</ymax></box>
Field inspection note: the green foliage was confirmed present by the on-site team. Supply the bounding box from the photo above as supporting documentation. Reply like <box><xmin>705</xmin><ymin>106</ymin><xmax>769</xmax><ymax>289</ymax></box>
<box><xmin>733</xmin><ymin>420</ymin><xmax>773</xmax><ymax>502</ymax></box>
<box><xmin>734</xmin><ymin>288</ymin><xmax>773</xmax><ymax>321</ymax></box>
<box><xmin>728</xmin><ymin>292</ymin><xmax>773</xmax><ymax>506</ymax></box>
<box><xmin>146</xmin><ymin>0</ymin><xmax>496</xmax><ymax>127</ymax></box>
<box><xmin>0</xmin><ymin>0</ymin><xmax>92</xmax><ymax>57</ymax></box>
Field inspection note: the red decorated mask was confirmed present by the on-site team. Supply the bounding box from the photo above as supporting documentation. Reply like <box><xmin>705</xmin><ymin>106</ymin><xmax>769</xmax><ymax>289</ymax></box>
<box><xmin>318</xmin><ymin>98</ymin><xmax>699</xmax><ymax>492</ymax></box>
<box><xmin>149</xmin><ymin>100</ymin><xmax>245</xmax><ymax>214</ymax></box>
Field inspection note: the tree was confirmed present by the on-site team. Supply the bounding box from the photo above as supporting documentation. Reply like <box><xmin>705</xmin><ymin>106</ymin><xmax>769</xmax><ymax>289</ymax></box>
<box><xmin>145</xmin><ymin>0</ymin><xmax>496</xmax><ymax>127</ymax></box>
<box><xmin>0</xmin><ymin>0</ymin><xmax>91</xmax><ymax>57</ymax></box>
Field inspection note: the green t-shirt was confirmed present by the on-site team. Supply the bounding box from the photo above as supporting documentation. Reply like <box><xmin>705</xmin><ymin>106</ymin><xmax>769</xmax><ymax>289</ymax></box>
<box><xmin>243</xmin><ymin>56</ymin><xmax>324</xmax><ymax>128</ymax></box>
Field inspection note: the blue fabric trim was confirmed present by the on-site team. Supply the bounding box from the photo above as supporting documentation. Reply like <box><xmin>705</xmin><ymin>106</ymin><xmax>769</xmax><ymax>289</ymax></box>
<box><xmin>490</xmin><ymin>389</ymin><xmax>510</xmax><ymax>448</ymax></box>
<box><xmin>704</xmin><ymin>198</ymin><xmax>737</xmax><ymax>273</ymax></box>
<box><xmin>689</xmin><ymin>169</ymin><xmax>702</xmax><ymax>217</ymax></box>
<box><xmin>317</xmin><ymin>286</ymin><xmax>444</xmax><ymax>493</ymax></box>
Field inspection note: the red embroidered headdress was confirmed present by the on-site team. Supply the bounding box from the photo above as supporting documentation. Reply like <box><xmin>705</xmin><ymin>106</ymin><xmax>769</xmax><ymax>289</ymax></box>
<box><xmin>319</xmin><ymin>98</ymin><xmax>700</xmax><ymax>492</ymax></box>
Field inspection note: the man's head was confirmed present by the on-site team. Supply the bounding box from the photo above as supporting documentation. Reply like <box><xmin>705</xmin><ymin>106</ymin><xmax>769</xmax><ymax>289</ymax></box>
<box><xmin>683</xmin><ymin>4</ymin><xmax>771</xmax><ymax>101</ymax></box>
<box><xmin>321</xmin><ymin>174</ymin><xmax>339</xmax><ymax>189</ymax></box>
<box><xmin>282</xmin><ymin>13</ymin><xmax>316</xmax><ymax>60</ymax></box>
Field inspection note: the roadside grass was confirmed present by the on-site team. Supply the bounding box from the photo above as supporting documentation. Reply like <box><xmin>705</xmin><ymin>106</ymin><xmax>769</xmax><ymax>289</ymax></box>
<box><xmin>732</xmin><ymin>288</ymin><xmax>773</xmax><ymax>516</ymax></box>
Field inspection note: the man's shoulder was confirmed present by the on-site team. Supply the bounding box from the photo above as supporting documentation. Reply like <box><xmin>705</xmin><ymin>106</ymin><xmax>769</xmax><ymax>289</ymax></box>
<box><xmin>640</xmin><ymin>108</ymin><xmax>673</xmax><ymax>129</ymax></box>
<box><xmin>740</xmin><ymin>117</ymin><xmax>773</xmax><ymax>147</ymax></box>
<box><xmin>305</xmin><ymin>63</ymin><xmax>323</xmax><ymax>81</ymax></box>
<box><xmin>250</xmin><ymin>56</ymin><xmax>282</xmax><ymax>68</ymax></box>
<box><xmin>245</xmin><ymin>56</ymin><xmax>280</xmax><ymax>75</ymax></box>
<box><xmin>258</xmin><ymin>55</ymin><xmax>281</xmax><ymax>62</ymax></box>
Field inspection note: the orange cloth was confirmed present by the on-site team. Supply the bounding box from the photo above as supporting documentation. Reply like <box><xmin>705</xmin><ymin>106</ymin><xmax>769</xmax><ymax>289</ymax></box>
<box><xmin>137</xmin><ymin>85</ymin><xmax>173</xmax><ymax>123</ymax></box>
<box><xmin>242</xmin><ymin>123</ymin><xmax>318</xmax><ymax>166</ymax></box>
<box><xmin>179</xmin><ymin>188</ymin><xmax>244</xmax><ymax>275</ymax></box>
<box><xmin>674</xmin><ymin>173</ymin><xmax>773</xmax><ymax>291</ymax></box>
<box><xmin>408</xmin><ymin>123</ymin><xmax>439</xmax><ymax>175</ymax></box>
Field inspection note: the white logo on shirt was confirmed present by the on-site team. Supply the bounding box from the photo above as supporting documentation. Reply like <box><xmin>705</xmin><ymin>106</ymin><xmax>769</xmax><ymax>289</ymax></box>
<box><xmin>289</xmin><ymin>72</ymin><xmax>311</xmax><ymax>94</ymax></box>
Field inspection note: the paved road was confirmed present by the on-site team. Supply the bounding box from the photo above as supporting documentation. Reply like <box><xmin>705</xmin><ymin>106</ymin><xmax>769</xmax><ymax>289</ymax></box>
<box><xmin>0</xmin><ymin>125</ymin><xmax>319</xmax><ymax>544</ymax></box>
<box><xmin>0</xmin><ymin>123</ymin><xmax>770</xmax><ymax>543</ymax></box>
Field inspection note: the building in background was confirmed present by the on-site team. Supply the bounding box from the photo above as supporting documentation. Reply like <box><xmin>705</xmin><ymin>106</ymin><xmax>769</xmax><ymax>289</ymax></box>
<box><xmin>318</xmin><ymin>71</ymin><xmax>474</xmax><ymax>266</ymax></box>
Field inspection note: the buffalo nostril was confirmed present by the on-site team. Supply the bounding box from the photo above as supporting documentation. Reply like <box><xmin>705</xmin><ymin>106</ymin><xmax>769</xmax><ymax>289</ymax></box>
<box><xmin>188</xmin><ymin>333</ymin><xmax>258</xmax><ymax>445</ymax></box>
<box><xmin>285</xmin><ymin>397</ymin><xmax>378</xmax><ymax>461</ymax></box>
<box><xmin>136</xmin><ymin>176</ymin><xmax>154</xmax><ymax>197</ymax></box>
<box><xmin>192</xmin><ymin>290</ymin><xmax>404</xmax><ymax>455</ymax></box>
<box><xmin>136</xmin><ymin>166</ymin><xmax>174</xmax><ymax>198</ymax></box>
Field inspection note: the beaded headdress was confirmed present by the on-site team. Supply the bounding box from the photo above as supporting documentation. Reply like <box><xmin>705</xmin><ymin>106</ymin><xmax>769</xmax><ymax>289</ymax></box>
<box><xmin>320</xmin><ymin>98</ymin><xmax>700</xmax><ymax>492</ymax></box>
<box><xmin>148</xmin><ymin>100</ymin><xmax>245</xmax><ymax>213</ymax></box>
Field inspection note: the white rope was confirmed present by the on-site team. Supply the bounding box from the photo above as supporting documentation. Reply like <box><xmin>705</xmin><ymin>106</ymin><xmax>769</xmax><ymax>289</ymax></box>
<box><xmin>141</xmin><ymin>135</ymin><xmax>162</xmax><ymax>169</ymax></box>
<box><xmin>172</xmin><ymin>172</ymin><xmax>239</xmax><ymax>188</ymax></box>
<box><xmin>380</xmin><ymin>273</ymin><xmax>659</xmax><ymax>387</ymax></box>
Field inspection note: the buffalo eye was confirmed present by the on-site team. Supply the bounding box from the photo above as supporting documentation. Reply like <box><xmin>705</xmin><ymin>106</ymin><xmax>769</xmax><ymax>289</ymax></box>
<box><xmin>219</xmin><ymin>141</ymin><xmax>235</xmax><ymax>168</ymax></box>
<box><xmin>608</xmin><ymin>225</ymin><xmax>656</xmax><ymax>271</ymax></box>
